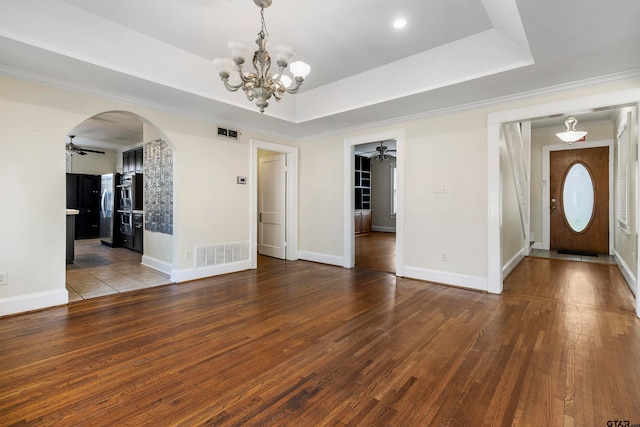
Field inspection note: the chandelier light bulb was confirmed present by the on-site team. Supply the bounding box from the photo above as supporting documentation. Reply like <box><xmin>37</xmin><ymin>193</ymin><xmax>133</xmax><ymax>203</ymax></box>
<box><xmin>227</xmin><ymin>41</ymin><xmax>253</xmax><ymax>64</ymax></box>
<box><xmin>212</xmin><ymin>58</ymin><xmax>235</xmax><ymax>76</ymax></box>
<box><xmin>278</xmin><ymin>75</ymin><xmax>293</xmax><ymax>88</ymax></box>
<box><xmin>290</xmin><ymin>61</ymin><xmax>311</xmax><ymax>78</ymax></box>
<box><xmin>272</xmin><ymin>44</ymin><xmax>296</xmax><ymax>67</ymax></box>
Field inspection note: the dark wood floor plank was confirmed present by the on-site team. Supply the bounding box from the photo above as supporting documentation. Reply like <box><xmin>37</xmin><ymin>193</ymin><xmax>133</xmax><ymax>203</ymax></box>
<box><xmin>0</xmin><ymin>256</ymin><xmax>639</xmax><ymax>426</ymax></box>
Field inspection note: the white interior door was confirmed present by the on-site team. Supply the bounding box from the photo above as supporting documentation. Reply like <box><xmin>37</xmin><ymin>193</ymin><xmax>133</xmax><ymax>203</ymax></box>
<box><xmin>258</xmin><ymin>154</ymin><xmax>286</xmax><ymax>259</ymax></box>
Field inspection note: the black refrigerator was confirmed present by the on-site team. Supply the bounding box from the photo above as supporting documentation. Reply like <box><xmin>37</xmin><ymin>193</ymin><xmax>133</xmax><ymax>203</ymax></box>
<box><xmin>100</xmin><ymin>173</ymin><xmax>121</xmax><ymax>246</ymax></box>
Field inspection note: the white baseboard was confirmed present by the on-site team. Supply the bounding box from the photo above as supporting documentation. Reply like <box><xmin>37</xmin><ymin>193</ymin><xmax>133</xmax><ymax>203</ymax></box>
<box><xmin>503</xmin><ymin>248</ymin><xmax>525</xmax><ymax>278</ymax></box>
<box><xmin>141</xmin><ymin>255</ymin><xmax>173</xmax><ymax>276</ymax></box>
<box><xmin>532</xmin><ymin>242</ymin><xmax>545</xmax><ymax>250</ymax></box>
<box><xmin>371</xmin><ymin>226</ymin><xmax>396</xmax><ymax>233</ymax></box>
<box><xmin>297</xmin><ymin>251</ymin><xmax>344</xmax><ymax>267</ymax></box>
<box><xmin>403</xmin><ymin>266</ymin><xmax>487</xmax><ymax>292</ymax></box>
<box><xmin>614</xmin><ymin>249</ymin><xmax>637</xmax><ymax>296</ymax></box>
<box><xmin>0</xmin><ymin>289</ymin><xmax>68</xmax><ymax>317</ymax></box>
<box><xmin>171</xmin><ymin>260</ymin><xmax>251</xmax><ymax>283</ymax></box>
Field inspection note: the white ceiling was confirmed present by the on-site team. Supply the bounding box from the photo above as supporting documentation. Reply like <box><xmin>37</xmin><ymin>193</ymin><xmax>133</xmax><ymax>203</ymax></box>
<box><xmin>0</xmin><ymin>0</ymin><xmax>638</xmax><ymax>148</ymax></box>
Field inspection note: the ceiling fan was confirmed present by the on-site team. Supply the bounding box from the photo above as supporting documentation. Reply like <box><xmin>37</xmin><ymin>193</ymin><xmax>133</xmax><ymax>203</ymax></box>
<box><xmin>360</xmin><ymin>141</ymin><xmax>396</xmax><ymax>161</ymax></box>
<box><xmin>65</xmin><ymin>135</ymin><xmax>105</xmax><ymax>155</ymax></box>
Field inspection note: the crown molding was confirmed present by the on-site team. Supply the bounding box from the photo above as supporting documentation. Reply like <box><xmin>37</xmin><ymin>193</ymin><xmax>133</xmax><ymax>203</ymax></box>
<box><xmin>1</xmin><ymin>64</ymin><xmax>638</xmax><ymax>143</ymax></box>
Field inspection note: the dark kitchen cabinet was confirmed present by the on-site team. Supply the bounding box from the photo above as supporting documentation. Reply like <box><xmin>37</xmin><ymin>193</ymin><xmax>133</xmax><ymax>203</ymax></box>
<box><xmin>133</xmin><ymin>213</ymin><xmax>144</xmax><ymax>252</ymax></box>
<box><xmin>66</xmin><ymin>173</ymin><xmax>101</xmax><ymax>239</ymax></box>
<box><xmin>135</xmin><ymin>148</ymin><xmax>144</xmax><ymax>173</ymax></box>
<box><xmin>123</xmin><ymin>147</ymin><xmax>144</xmax><ymax>175</ymax></box>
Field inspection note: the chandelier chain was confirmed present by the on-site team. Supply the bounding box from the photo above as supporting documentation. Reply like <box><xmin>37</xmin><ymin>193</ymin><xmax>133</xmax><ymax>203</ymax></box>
<box><xmin>259</xmin><ymin>8</ymin><xmax>269</xmax><ymax>39</ymax></box>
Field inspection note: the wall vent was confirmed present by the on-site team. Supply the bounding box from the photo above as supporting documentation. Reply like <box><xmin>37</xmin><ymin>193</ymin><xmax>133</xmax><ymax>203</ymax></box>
<box><xmin>217</xmin><ymin>127</ymin><xmax>239</xmax><ymax>140</ymax></box>
<box><xmin>195</xmin><ymin>241</ymin><xmax>249</xmax><ymax>268</ymax></box>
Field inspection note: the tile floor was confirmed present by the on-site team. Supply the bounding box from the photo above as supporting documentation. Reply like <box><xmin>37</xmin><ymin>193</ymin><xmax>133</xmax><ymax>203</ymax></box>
<box><xmin>66</xmin><ymin>239</ymin><xmax>173</xmax><ymax>302</ymax></box>
<box><xmin>528</xmin><ymin>248</ymin><xmax>617</xmax><ymax>265</ymax></box>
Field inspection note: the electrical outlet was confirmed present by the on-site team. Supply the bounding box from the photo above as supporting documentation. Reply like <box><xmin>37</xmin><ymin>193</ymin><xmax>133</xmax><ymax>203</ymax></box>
<box><xmin>185</xmin><ymin>250</ymin><xmax>192</xmax><ymax>260</ymax></box>
<box><xmin>441</xmin><ymin>251</ymin><xmax>447</xmax><ymax>262</ymax></box>
<box><xmin>0</xmin><ymin>272</ymin><xmax>7</xmax><ymax>286</ymax></box>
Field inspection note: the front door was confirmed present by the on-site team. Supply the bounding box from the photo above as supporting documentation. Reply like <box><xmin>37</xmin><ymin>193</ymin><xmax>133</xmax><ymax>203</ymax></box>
<box><xmin>550</xmin><ymin>146</ymin><xmax>608</xmax><ymax>253</ymax></box>
<box><xmin>258</xmin><ymin>154</ymin><xmax>286</xmax><ymax>259</ymax></box>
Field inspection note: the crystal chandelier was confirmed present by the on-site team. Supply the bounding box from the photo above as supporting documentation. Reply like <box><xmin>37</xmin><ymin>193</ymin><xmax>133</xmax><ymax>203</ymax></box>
<box><xmin>212</xmin><ymin>0</ymin><xmax>311</xmax><ymax>113</ymax></box>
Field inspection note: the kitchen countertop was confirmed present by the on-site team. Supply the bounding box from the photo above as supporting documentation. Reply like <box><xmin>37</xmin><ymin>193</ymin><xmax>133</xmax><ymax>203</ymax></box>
<box><xmin>66</xmin><ymin>209</ymin><xmax>79</xmax><ymax>215</ymax></box>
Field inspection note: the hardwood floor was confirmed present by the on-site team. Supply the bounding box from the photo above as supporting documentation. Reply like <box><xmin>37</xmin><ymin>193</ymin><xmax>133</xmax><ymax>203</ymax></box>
<box><xmin>1</xmin><ymin>256</ymin><xmax>639</xmax><ymax>425</ymax></box>
<box><xmin>355</xmin><ymin>232</ymin><xmax>395</xmax><ymax>273</ymax></box>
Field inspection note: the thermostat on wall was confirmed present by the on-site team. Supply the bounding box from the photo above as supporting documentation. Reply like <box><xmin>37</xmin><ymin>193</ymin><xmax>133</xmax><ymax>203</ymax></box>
<box><xmin>237</xmin><ymin>176</ymin><xmax>247</xmax><ymax>185</ymax></box>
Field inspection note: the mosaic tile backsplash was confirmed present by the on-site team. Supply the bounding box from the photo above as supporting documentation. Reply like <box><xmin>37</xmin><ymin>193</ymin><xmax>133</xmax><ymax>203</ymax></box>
<box><xmin>144</xmin><ymin>139</ymin><xmax>173</xmax><ymax>235</ymax></box>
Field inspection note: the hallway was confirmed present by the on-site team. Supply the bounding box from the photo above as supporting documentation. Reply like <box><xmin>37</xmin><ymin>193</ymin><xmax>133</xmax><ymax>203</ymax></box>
<box><xmin>355</xmin><ymin>231</ymin><xmax>396</xmax><ymax>273</ymax></box>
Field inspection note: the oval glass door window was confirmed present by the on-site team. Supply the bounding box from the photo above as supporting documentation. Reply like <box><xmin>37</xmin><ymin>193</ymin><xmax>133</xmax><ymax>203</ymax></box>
<box><xmin>562</xmin><ymin>163</ymin><xmax>594</xmax><ymax>233</ymax></box>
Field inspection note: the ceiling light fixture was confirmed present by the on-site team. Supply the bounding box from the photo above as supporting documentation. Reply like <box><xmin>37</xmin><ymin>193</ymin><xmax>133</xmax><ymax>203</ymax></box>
<box><xmin>555</xmin><ymin>116</ymin><xmax>588</xmax><ymax>143</ymax></box>
<box><xmin>212</xmin><ymin>0</ymin><xmax>310</xmax><ymax>113</ymax></box>
<box><xmin>393</xmin><ymin>18</ymin><xmax>407</xmax><ymax>29</ymax></box>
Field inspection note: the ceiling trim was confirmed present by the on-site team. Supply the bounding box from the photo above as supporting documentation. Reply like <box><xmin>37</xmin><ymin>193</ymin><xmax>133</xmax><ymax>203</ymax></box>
<box><xmin>0</xmin><ymin>0</ymin><xmax>532</xmax><ymax>124</ymax></box>
<box><xmin>2</xmin><ymin>62</ymin><xmax>638</xmax><ymax>144</ymax></box>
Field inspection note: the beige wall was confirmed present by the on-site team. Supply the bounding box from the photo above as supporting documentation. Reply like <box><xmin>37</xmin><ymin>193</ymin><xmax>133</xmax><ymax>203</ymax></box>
<box><xmin>1</xmin><ymin>73</ymin><xmax>638</xmax><ymax>316</ymax></box>
<box><xmin>0</xmin><ymin>75</ymin><xmax>292</xmax><ymax>315</ymax></box>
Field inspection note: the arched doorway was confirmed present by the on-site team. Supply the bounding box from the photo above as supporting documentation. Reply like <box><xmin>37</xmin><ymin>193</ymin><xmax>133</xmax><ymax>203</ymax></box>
<box><xmin>64</xmin><ymin>111</ymin><xmax>175</xmax><ymax>301</ymax></box>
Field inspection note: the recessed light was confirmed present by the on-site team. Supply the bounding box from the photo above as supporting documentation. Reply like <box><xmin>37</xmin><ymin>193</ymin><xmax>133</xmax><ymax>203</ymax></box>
<box><xmin>393</xmin><ymin>18</ymin><xmax>407</xmax><ymax>29</ymax></box>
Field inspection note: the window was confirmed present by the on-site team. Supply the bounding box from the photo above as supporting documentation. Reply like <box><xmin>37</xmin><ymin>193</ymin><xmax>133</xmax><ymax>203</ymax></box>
<box><xmin>391</xmin><ymin>166</ymin><xmax>397</xmax><ymax>216</ymax></box>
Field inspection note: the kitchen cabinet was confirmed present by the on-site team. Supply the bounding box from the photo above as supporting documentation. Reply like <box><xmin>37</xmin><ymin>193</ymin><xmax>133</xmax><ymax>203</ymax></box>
<box><xmin>354</xmin><ymin>210</ymin><xmax>372</xmax><ymax>235</ymax></box>
<box><xmin>123</xmin><ymin>147</ymin><xmax>143</xmax><ymax>175</ymax></box>
<box><xmin>66</xmin><ymin>173</ymin><xmax>101</xmax><ymax>239</ymax></box>
<box><xmin>133</xmin><ymin>213</ymin><xmax>144</xmax><ymax>252</ymax></box>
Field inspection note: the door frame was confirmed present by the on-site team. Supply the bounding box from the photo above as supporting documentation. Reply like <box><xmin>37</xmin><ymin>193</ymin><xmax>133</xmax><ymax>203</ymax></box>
<box><xmin>250</xmin><ymin>139</ymin><xmax>298</xmax><ymax>268</ymax></box>
<box><xmin>343</xmin><ymin>129</ymin><xmax>405</xmax><ymax>276</ymax></box>
<box><xmin>487</xmin><ymin>88</ymin><xmax>640</xmax><ymax>319</ymax></box>
<box><xmin>542</xmin><ymin>140</ymin><xmax>614</xmax><ymax>252</ymax></box>
<box><xmin>257</xmin><ymin>153</ymin><xmax>287</xmax><ymax>259</ymax></box>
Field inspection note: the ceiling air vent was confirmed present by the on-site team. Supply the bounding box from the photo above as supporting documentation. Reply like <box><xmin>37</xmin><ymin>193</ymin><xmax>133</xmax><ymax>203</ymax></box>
<box><xmin>217</xmin><ymin>127</ymin><xmax>239</xmax><ymax>141</ymax></box>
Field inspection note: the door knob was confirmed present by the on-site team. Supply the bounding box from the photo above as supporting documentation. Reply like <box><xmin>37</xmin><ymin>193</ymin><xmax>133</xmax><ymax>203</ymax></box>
<box><xmin>551</xmin><ymin>198</ymin><xmax>556</xmax><ymax>203</ymax></box>
<box><xmin>551</xmin><ymin>205</ymin><xmax>556</xmax><ymax>210</ymax></box>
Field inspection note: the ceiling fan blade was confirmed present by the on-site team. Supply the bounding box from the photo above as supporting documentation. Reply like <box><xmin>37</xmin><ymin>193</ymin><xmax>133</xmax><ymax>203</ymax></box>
<box><xmin>79</xmin><ymin>148</ymin><xmax>106</xmax><ymax>154</ymax></box>
<box><xmin>359</xmin><ymin>152</ymin><xmax>378</xmax><ymax>158</ymax></box>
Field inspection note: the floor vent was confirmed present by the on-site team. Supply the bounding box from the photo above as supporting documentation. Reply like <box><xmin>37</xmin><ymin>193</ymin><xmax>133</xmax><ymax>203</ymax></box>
<box><xmin>195</xmin><ymin>241</ymin><xmax>249</xmax><ymax>268</ymax></box>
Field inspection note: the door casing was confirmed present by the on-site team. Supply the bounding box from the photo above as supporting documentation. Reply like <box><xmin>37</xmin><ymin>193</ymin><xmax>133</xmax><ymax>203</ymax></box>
<box><xmin>250</xmin><ymin>139</ymin><xmax>298</xmax><ymax>268</ymax></box>
<box><xmin>542</xmin><ymin>139</ymin><xmax>614</xmax><ymax>253</ymax></box>
<box><xmin>258</xmin><ymin>153</ymin><xmax>286</xmax><ymax>259</ymax></box>
<box><xmin>343</xmin><ymin>129</ymin><xmax>405</xmax><ymax>276</ymax></box>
